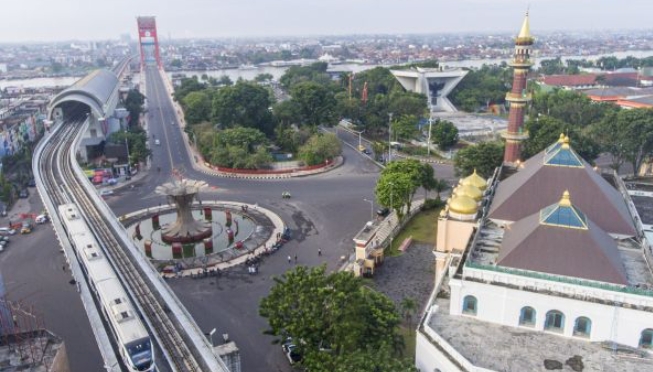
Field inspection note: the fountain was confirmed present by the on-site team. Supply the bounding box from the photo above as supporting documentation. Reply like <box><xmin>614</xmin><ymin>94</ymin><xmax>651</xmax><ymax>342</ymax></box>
<box><xmin>155</xmin><ymin>179</ymin><xmax>212</xmax><ymax>243</ymax></box>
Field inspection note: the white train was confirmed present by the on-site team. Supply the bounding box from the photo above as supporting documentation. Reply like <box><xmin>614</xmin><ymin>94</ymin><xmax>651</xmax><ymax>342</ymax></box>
<box><xmin>59</xmin><ymin>204</ymin><xmax>155</xmax><ymax>371</ymax></box>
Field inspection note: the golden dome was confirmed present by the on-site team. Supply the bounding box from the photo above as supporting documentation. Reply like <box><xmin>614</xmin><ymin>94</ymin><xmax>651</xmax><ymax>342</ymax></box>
<box><xmin>559</xmin><ymin>190</ymin><xmax>572</xmax><ymax>207</ymax></box>
<box><xmin>456</xmin><ymin>184</ymin><xmax>483</xmax><ymax>201</ymax></box>
<box><xmin>461</xmin><ymin>169</ymin><xmax>487</xmax><ymax>190</ymax></box>
<box><xmin>449</xmin><ymin>195</ymin><xmax>478</xmax><ymax>215</ymax></box>
<box><xmin>557</xmin><ymin>133</ymin><xmax>566</xmax><ymax>143</ymax></box>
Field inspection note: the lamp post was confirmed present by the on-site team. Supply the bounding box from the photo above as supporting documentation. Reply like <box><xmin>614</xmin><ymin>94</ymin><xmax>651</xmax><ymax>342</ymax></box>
<box><xmin>427</xmin><ymin>116</ymin><xmax>433</xmax><ymax>156</ymax></box>
<box><xmin>388</xmin><ymin>182</ymin><xmax>395</xmax><ymax>249</ymax></box>
<box><xmin>363</xmin><ymin>198</ymin><xmax>374</xmax><ymax>221</ymax></box>
<box><xmin>208</xmin><ymin>328</ymin><xmax>216</xmax><ymax>347</ymax></box>
<box><xmin>388</xmin><ymin>112</ymin><xmax>393</xmax><ymax>163</ymax></box>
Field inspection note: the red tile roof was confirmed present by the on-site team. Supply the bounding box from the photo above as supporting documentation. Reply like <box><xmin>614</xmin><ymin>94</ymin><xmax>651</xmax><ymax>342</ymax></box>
<box><xmin>541</xmin><ymin>74</ymin><xmax>597</xmax><ymax>87</ymax></box>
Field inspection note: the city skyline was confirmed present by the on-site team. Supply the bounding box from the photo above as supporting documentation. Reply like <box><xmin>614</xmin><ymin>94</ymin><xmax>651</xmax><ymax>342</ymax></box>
<box><xmin>2</xmin><ymin>0</ymin><xmax>653</xmax><ymax>42</ymax></box>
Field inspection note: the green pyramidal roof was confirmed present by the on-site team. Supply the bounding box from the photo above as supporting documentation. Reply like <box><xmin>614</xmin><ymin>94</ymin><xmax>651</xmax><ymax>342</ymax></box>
<box><xmin>539</xmin><ymin>191</ymin><xmax>588</xmax><ymax>229</ymax></box>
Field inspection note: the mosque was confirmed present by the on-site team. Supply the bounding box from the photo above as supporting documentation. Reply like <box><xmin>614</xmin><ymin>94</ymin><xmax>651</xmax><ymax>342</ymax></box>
<box><xmin>416</xmin><ymin>13</ymin><xmax>653</xmax><ymax>372</ymax></box>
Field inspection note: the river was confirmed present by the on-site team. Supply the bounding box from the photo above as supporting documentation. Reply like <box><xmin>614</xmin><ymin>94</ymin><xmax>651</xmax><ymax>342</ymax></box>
<box><xmin>2</xmin><ymin>50</ymin><xmax>652</xmax><ymax>90</ymax></box>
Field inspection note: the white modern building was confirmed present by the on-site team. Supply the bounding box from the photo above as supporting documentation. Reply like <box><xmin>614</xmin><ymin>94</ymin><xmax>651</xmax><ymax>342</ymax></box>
<box><xmin>390</xmin><ymin>67</ymin><xmax>467</xmax><ymax>112</ymax></box>
<box><xmin>417</xmin><ymin>135</ymin><xmax>653</xmax><ymax>372</ymax></box>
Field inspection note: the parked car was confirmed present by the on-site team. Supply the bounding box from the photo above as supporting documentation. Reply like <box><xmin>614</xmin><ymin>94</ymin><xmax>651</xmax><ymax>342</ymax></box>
<box><xmin>376</xmin><ymin>207</ymin><xmax>390</xmax><ymax>217</ymax></box>
<box><xmin>106</xmin><ymin>178</ymin><xmax>118</xmax><ymax>185</ymax></box>
<box><xmin>35</xmin><ymin>215</ymin><xmax>49</xmax><ymax>224</ymax></box>
<box><xmin>281</xmin><ymin>338</ymin><xmax>302</xmax><ymax>365</ymax></box>
<box><xmin>18</xmin><ymin>189</ymin><xmax>29</xmax><ymax>199</ymax></box>
<box><xmin>20</xmin><ymin>226</ymin><xmax>31</xmax><ymax>235</ymax></box>
<box><xmin>27</xmin><ymin>179</ymin><xmax>36</xmax><ymax>187</ymax></box>
<box><xmin>99</xmin><ymin>189</ymin><xmax>114</xmax><ymax>197</ymax></box>
<box><xmin>0</xmin><ymin>228</ymin><xmax>16</xmax><ymax>236</ymax></box>
<box><xmin>155</xmin><ymin>139</ymin><xmax>161</xmax><ymax>146</ymax></box>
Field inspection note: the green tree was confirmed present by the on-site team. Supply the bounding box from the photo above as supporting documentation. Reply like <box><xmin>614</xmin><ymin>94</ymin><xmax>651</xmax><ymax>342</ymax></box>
<box><xmin>454</xmin><ymin>142</ymin><xmax>504</xmax><ymax>178</ymax></box>
<box><xmin>298</xmin><ymin>133</ymin><xmax>341</xmax><ymax>165</ymax></box>
<box><xmin>391</xmin><ymin>114</ymin><xmax>418</xmax><ymax>141</ymax></box>
<box><xmin>218</xmin><ymin>75</ymin><xmax>233</xmax><ymax>87</ymax></box>
<box><xmin>522</xmin><ymin>116</ymin><xmax>600</xmax><ymax>162</ymax></box>
<box><xmin>260</xmin><ymin>266</ymin><xmax>410</xmax><ymax>371</ymax></box>
<box><xmin>590</xmin><ymin>108</ymin><xmax>653</xmax><ymax>173</ymax></box>
<box><xmin>212</xmin><ymin>81</ymin><xmax>274</xmax><ymax>134</ymax></box>
<box><xmin>400</xmin><ymin>297</ymin><xmax>418</xmax><ymax>335</ymax></box>
<box><xmin>173</xmin><ymin>76</ymin><xmax>206</xmax><ymax>102</ymax></box>
<box><xmin>124</xmin><ymin>89</ymin><xmax>145</xmax><ymax>128</ymax></box>
<box><xmin>254</xmin><ymin>73</ymin><xmax>274</xmax><ymax>84</ymax></box>
<box><xmin>431</xmin><ymin>119</ymin><xmax>459</xmax><ymax>150</ymax></box>
<box><xmin>289</xmin><ymin>81</ymin><xmax>338</xmax><ymax>128</ymax></box>
<box><xmin>170</xmin><ymin>59</ymin><xmax>183</xmax><ymax>68</ymax></box>
<box><xmin>380</xmin><ymin>159</ymin><xmax>436</xmax><ymax>213</ymax></box>
<box><xmin>449</xmin><ymin>64</ymin><xmax>512</xmax><ymax>112</ymax></box>
<box><xmin>182</xmin><ymin>91</ymin><xmax>211</xmax><ymax>124</ymax></box>
<box><xmin>108</xmin><ymin>128</ymin><xmax>151</xmax><ymax>164</ymax></box>
<box><xmin>375</xmin><ymin>172</ymin><xmax>413</xmax><ymax>218</ymax></box>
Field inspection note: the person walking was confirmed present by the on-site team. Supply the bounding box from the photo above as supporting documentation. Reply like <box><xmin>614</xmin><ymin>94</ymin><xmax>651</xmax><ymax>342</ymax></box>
<box><xmin>287</xmin><ymin>255</ymin><xmax>292</xmax><ymax>264</ymax></box>
<box><xmin>294</xmin><ymin>254</ymin><xmax>298</xmax><ymax>263</ymax></box>
<box><xmin>318</xmin><ymin>248</ymin><xmax>322</xmax><ymax>256</ymax></box>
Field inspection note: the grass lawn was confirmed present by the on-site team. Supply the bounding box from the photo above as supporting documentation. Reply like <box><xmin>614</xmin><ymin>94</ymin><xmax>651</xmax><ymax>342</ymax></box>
<box><xmin>386</xmin><ymin>208</ymin><xmax>441</xmax><ymax>257</ymax></box>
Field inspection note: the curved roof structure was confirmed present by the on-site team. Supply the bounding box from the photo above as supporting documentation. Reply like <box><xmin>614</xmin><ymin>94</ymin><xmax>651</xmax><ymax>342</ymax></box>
<box><xmin>49</xmin><ymin>69</ymin><xmax>120</xmax><ymax>119</ymax></box>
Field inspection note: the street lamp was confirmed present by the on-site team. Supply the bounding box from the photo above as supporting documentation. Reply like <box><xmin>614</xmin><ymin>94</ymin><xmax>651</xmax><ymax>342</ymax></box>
<box><xmin>427</xmin><ymin>116</ymin><xmax>433</xmax><ymax>156</ymax></box>
<box><xmin>388</xmin><ymin>182</ymin><xmax>395</xmax><ymax>248</ymax></box>
<box><xmin>363</xmin><ymin>198</ymin><xmax>374</xmax><ymax>221</ymax></box>
<box><xmin>388</xmin><ymin>112</ymin><xmax>393</xmax><ymax>163</ymax></box>
<box><xmin>207</xmin><ymin>328</ymin><xmax>216</xmax><ymax>347</ymax></box>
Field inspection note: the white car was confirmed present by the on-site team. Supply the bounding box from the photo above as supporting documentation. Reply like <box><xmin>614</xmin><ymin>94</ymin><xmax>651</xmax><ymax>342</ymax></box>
<box><xmin>0</xmin><ymin>228</ymin><xmax>16</xmax><ymax>236</ymax></box>
<box><xmin>99</xmin><ymin>189</ymin><xmax>114</xmax><ymax>197</ymax></box>
<box><xmin>155</xmin><ymin>139</ymin><xmax>161</xmax><ymax>146</ymax></box>
<box><xmin>35</xmin><ymin>215</ymin><xmax>49</xmax><ymax>224</ymax></box>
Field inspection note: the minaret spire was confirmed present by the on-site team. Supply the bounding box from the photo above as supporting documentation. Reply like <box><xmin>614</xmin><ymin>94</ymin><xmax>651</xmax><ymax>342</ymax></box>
<box><xmin>502</xmin><ymin>11</ymin><xmax>534</xmax><ymax>165</ymax></box>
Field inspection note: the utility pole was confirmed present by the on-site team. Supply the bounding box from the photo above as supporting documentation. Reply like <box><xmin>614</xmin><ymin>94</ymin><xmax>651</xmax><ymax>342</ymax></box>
<box><xmin>388</xmin><ymin>113</ymin><xmax>393</xmax><ymax>163</ymax></box>
<box><xmin>427</xmin><ymin>116</ymin><xmax>433</xmax><ymax>156</ymax></box>
<box><xmin>363</xmin><ymin>198</ymin><xmax>374</xmax><ymax>221</ymax></box>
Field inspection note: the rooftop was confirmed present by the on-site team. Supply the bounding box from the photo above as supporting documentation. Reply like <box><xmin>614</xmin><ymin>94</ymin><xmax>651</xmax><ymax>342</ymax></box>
<box><xmin>0</xmin><ymin>330</ymin><xmax>66</xmax><ymax>372</ymax></box>
<box><xmin>426</xmin><ymin>295</ymin><xmax>652</xmax><ymax>372</ymax></box>
<box><xmin>467</xmin><ymin>218</ymin><xmax>653</xmax><ymax>289</ymax></box>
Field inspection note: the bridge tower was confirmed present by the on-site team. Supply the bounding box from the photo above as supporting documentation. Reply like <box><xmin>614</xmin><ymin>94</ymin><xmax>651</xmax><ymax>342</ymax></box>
<box><xmin>136</xmin><ymin>16</ymin><xmax>162</xmax><ymax>69</ymax></box>
<box><xmin>502</xmin><ymin>12</ymin><xmax>534</xmax><ymax>165</ymax></box>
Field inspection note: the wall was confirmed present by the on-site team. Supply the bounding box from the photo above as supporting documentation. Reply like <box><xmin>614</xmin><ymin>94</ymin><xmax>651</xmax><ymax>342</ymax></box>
<box><xmin>449</xmin><ymin>277</ymin><xmax>653</xmax><ymax>348</ymax></box>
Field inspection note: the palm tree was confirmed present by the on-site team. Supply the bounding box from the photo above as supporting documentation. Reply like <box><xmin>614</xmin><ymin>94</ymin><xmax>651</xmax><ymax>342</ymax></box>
<box><xmin>400</xmin><ymin>297</ymin><xmax>418</xmax><ymax>334</ymax></box>
<box><xmin>432</xmin><ymin>178</ymin><xmax>449</xmax><ymax>201</ymax></box>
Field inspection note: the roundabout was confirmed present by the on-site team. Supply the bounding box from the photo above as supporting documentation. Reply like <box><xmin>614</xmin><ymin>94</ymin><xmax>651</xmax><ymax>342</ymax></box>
<box><xmin>121</xmin><ymin>198</ymin><xmax>284</xmax><ymax>274</ymax></box>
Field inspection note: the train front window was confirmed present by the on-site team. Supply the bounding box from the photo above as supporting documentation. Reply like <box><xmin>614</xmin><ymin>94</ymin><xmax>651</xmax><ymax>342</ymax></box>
<box><xmin>126</xmin><ymin>338</ymin><xmax>153</xmax><ymax>370</ymax></box>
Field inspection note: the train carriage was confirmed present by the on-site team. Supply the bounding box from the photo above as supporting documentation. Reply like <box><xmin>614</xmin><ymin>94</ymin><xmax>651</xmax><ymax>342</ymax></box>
<box><xmin>58</xmin><ymin>204</ymin><xmax>154</xmax><ymax>371</ymax></box>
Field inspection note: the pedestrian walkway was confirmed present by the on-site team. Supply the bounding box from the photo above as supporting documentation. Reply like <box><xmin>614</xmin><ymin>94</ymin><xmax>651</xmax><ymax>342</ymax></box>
<box><xmin>340</xmin><ymin>199</ymin><xmax>425</xmax><ymax>272</ymax></box>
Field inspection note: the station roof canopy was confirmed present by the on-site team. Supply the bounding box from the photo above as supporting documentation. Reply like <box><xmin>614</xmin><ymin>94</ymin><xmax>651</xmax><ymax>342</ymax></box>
<box><xmin>49</xmin><ymin>69</ymin><xmax>120</xmax><ymax>119</ymax></box>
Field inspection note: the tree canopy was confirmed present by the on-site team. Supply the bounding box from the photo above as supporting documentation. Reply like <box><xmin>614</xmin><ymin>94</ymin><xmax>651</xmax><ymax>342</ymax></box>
<box><xmin>431</xmin><ymin>119</ymin><xmax>459</xmax><ymax>150</ymax></box>
<box><xmin>589</xmin><ymin>108</ymin><xmax>653</xmax><ymax>173</ymax></box>
<box><xmin>454</xmin><ymin>142</ymin><xmax>504</xmax><ymax>178</ymax></box>
<box><xmin>375</xmin><ymin>159</ymin><xmax>436</xmax><ymax>217</ymax></box>
<box><xmin>212</xmin><ymin>80</ymin><xmax>275</xmax><ymax>134</ymax></box>
<box><xmin>298</xmin><ymin>132</ymin><xmax>341</xmax><ymax>166</ymax></box>
<box><xmin>522</xmin><ymin>115</ymin><xmax>600</xmax><ymax>162</ymax></box>
<box><xmin>259</xmin><ymin>266</ymin><xmax>414</xmax><ymax>372</ymax></box>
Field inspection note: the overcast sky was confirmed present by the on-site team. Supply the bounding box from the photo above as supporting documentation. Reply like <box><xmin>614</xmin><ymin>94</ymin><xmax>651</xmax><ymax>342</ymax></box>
<box><xmin>2</xmin><ymin>0</ymin><xmax>653</xmax><ymax>42</ymax></box>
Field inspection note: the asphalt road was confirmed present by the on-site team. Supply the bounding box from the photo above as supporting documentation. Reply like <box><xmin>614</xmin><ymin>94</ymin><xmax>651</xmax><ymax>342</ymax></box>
<box><xmin>0</xmin><ymin>194</ymin><xmax>103</xmax><ymax>372</ymax></box>
<box><xmin>6</xmin><ymin>66</ymin><xmax>453</xmax><ymax>372</ymax></box>
<box><xmin>101</xmin><ymin>67</ymin><xmax>384</xmax><ymax>372</ymax></box>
